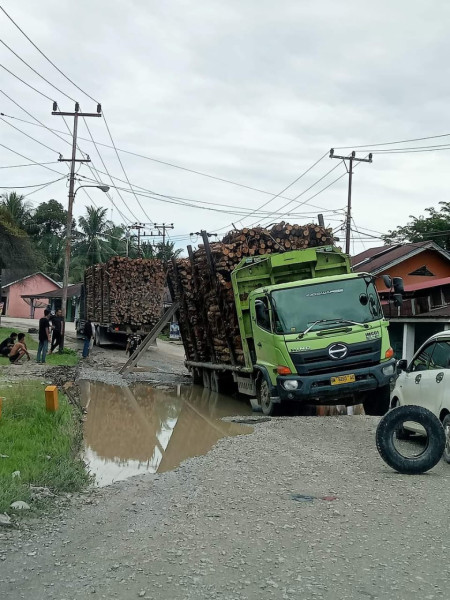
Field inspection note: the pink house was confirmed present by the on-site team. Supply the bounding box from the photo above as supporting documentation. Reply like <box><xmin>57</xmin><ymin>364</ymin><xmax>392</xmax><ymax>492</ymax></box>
<box><xmin>1</xmin><ymin>272</ymin><xmax>60</xmax><ymax>319</ymax></box>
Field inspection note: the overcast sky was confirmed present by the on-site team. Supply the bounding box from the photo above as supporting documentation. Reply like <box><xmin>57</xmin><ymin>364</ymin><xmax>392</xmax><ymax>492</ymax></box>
<box><xmin>1</xmin><ymin>0</ymin><xmax>449</xmax><ymax>255</ymax></box>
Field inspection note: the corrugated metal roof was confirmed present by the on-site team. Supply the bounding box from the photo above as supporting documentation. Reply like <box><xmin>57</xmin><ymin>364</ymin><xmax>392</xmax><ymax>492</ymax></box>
<box><xmin>21</xmin><ymin>282</ymin><xmax>82</xmax><ymax>299</ymax></box>
<box><xmin>352</xmin><ymin>241</ymin><xmax>450</xmax><ymax>274</ymax></box>
<box><xmin>403</xmin><ymin>277</ymin><xmax>450</xmax><ymax>292</ymax></box>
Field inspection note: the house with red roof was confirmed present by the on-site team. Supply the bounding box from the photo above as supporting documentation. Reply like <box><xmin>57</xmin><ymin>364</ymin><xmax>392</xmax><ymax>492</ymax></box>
<box><xmin>352</xmin><ymin>241</ymin><xmax>450</xmax><ymax>361</ymax></box>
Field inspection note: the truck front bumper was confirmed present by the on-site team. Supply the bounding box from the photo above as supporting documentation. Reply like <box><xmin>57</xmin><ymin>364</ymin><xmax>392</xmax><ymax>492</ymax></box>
<box><xmin>276</xmin><ymin>359</ymin><xmax>396</xmax><ymax>403</ymax></box>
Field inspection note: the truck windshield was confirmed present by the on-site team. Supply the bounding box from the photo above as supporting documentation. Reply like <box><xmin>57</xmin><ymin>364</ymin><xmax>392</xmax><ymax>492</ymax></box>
<box><xmin>271</xmin><ymin>278</ymin><xmax>382</xmax><ymax>335</ymax></box>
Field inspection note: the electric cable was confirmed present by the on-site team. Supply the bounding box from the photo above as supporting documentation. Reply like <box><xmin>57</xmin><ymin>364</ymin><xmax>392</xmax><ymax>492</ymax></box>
<box><xmin>0</xmin><ymin>115</ymin><xmax>60</xmax><ymax>154</ymax></box>
<box><xmin>0</xmin><ymin>63</ymin><xmax>54</xmax><ymax>101</ymax></box>
<box><xmin>0</xmin><ymin>5</ymin><xmax>99</xmax><ymax>103</ymax></box>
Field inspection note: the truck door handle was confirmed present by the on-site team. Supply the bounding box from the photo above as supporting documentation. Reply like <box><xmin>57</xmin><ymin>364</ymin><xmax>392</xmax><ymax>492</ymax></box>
<box><xmin>415</xmin><ymin>374</ymin><xmax>422</xmax><ymax>384</ymax></box>
<box><xmin>257</xmin><ymin>342</ymin><xmax>262</xmax><ymax>347</ymax></box>
<box><xmin>436</xmin><ymin>372</ymin><xmax>444</xmax><ymax>383</ymax></box>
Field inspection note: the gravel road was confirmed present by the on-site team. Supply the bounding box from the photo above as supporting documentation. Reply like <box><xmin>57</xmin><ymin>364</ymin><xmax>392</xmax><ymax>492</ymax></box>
<box><xmin>1</xmin><ymin>415</ymin><xmax>450</xmax><ymax>600</ymax></box>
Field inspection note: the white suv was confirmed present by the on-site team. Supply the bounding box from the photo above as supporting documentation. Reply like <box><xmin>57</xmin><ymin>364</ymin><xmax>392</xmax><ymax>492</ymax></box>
<box><xmin>390</xmin><ymin>330</ymin><xmax>450</xmax><ymax>462</ymax></box>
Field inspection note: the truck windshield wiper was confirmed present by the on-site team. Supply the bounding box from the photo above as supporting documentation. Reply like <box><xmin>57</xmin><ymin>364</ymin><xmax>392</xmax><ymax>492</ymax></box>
<box><xmin>297</xmin><ymin>318</ymin><xmax>368</xmax><ymax>339</ymax></box>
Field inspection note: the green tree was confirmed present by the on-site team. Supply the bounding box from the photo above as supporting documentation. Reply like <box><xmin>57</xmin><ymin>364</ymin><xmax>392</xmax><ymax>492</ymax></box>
<box><xmin>0</xmin><ymin>192</ymin><xmax>32</xmax><ymax>231</ymax></box>
<box><xmin>383</xmin><ymin>202</ymin><xmax>450</xmax><ymax>250</ymax></box>
<box><xmin>0</xmin><ymin>205</ymin><xmax>38</xmax><ymax>281</ymax></box>
<box><xmin>139</xmin><ymin>241</ymin><xmax>182</xmax><ymax>261</ymax></box>
<box><xmin>74</xmin><ymin>206</ymin><xmax>115</xmax><ymax>266</ymax></box>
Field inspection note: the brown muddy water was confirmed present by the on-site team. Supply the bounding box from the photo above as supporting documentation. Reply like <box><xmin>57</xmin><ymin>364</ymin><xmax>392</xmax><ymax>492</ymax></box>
<box><xmin>79</xmin><ymin>382</ymin><xmax>253</xmax><ymax>487</ymax></box>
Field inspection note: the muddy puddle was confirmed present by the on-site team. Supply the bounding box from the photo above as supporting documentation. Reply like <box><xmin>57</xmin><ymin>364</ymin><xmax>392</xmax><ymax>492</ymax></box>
<box><xmin>79</xmin><ymin>382</ymin><xmax>253</xmax><ymax>487</ymax></box>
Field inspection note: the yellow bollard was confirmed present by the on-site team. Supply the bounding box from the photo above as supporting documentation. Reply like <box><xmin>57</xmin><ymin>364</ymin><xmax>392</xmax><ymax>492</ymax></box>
<box><xmin>0</xmin><ymin>397</ymin><xmax>4</xmax><ymax>420</ymax></box>
<box><xmin>45</xmin><ymin>386</ymin><xmax>59</xmax><ymax>412</ymax></box>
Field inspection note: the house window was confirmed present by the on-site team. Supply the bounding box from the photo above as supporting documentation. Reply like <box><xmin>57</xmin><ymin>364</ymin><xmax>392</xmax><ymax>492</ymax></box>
<box><xmin>408</xmin><ymin>265</ymin><xmax>435</xmax><ymax>277</ymax></box>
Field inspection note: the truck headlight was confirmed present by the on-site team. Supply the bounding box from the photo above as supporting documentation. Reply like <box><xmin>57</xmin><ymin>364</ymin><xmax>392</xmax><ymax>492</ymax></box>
<box><xmin>382</xmin><ymin>364</ymin><xmax>395</xmax><ymax>376</ymax></box>
<box><xmin>283</xmin><ymin>380</ymin><xmax>299</xmax><ymax>391</ymax></box>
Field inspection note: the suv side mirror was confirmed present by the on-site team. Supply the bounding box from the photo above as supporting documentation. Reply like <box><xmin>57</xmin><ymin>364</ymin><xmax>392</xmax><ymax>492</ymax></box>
<box><xmin>397</xmin><ymin>359</ymin><xmax>407</xmax><ymax>373</ymax></box>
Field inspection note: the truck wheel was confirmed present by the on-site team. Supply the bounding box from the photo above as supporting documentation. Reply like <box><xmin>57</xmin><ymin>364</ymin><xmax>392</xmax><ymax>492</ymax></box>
<box><xmin>376</xmin><ymin>405</ymin><xmax>445</xmax><ymax>474</ymax></box>
<box><xmin>363</xmin><ymin>385</ymin><xmax>390</xmax><ymax>416</ymax></box>
<box><xmin>442</xmin><ymin>414</ymin><xmax>450</xmax><ymax>464</ymax></box>
<box><xmin>258</xmin><ymin>379</ymin><xmax>279</xmax><ymax>416</ymax></box>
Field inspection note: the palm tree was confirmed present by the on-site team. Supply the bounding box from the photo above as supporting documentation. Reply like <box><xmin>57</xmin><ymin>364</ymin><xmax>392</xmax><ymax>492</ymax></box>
<box><xmin>75</xmin><ymin>206</ymin><xmax>115</xmax><ymax>265</ymax></box>
<box><xmin>0</xmin><ymin>192</ymin><xmax>32</xmax><ymax>231</ymax></box>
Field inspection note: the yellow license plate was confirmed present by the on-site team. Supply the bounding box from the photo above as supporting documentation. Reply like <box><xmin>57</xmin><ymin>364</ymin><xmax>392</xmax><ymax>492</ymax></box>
<box><xmin>331</xmin><ymin>374</ymin><xmax>355</xmax><ymax>386</ymax></box>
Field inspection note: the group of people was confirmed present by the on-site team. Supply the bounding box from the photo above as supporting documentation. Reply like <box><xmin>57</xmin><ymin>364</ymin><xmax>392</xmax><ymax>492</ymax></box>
<box><xmin>0</xmin><ymin>308</ymin><xmax>65</xmax><ymax>365</ymax></box>
<box><xmin>0</xmin><ymin>331</ymin><xmax>31</xmax><ymax>364</ymax></box>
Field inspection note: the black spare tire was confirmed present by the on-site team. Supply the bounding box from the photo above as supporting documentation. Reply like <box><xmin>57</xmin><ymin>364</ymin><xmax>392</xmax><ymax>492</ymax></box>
<box><xmin>376</xmin><ymin>405</ymin><xmax>445</xmax><ymax>474</ymax></box>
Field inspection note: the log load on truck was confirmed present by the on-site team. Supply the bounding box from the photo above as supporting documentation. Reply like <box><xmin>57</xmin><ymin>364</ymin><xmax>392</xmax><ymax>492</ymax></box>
<box><xmin>168</xmin><ymin>223</ymin><xmax>403</xmax><ymax>416</ymax></box>
<box><xmin>77</xmin><ymin>256</ymin><xmax>166</xmax><ymax>347</ymax></box>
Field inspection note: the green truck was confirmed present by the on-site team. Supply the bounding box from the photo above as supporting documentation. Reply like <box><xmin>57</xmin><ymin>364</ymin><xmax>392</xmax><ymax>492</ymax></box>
<box><xmin>184</xmin><ymin>244</ymin><xmax>400</xmax><ymax>416</ymax></box>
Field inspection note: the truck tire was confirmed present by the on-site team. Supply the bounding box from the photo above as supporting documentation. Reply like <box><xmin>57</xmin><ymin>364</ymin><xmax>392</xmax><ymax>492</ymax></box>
<box><xmin>258</xmin><ymin>379</ymin><xmax>280</xmax><ymax>416</ymax></box>
<box><xmin>442</xmin><ymin>414</ymin><xmax>450</xmax><ymax>464</ymax></box>
<box><xmin>363</xmin><ymin>385</ymin><xmax>390</xmax><ymax>416</ymax></box>
<box><xmin>376</xmin><ymin>405</ymin><xmax>445</xmax><ymax>474</ymax></box>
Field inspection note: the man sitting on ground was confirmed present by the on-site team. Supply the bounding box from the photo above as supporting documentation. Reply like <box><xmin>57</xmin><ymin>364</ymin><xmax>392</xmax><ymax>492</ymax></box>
<box><xmin>0</xmin><ymin>332</ymin><xmax>17</xmax><ymax>357</ymax></box>
<box><xmin>8</xmin><ymin>333</ymin><xmax>31</xmax><ymax>364</ymax></box>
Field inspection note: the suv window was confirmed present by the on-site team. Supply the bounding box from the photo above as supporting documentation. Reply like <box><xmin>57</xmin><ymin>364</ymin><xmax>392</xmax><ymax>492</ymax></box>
<box><xmin>255</xmin><ymin>297</ymin><xmax>271</xmax><ymax>331</ymax></box>
<box><xmin>411</xmin><ymin>343</ymin><xmax>435</xmax><ymax>372</ymax></box>
<box><xmin>429</xmin><ymin>340</ymin><xmax>450</xmax><ymax>369</ymax></box>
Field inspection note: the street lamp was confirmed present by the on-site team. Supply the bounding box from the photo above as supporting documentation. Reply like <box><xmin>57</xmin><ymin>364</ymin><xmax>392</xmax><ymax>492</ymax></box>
<box><xmin>60</xmin><ymin>184</ymin><xmax>110</xmax><ymax>350</ymax></box>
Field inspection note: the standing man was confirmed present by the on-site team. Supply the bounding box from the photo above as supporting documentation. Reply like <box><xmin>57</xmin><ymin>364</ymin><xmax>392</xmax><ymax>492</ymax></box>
<box><xmin>49</xmin><ymin>309</ymin><xmax>64</xmax><ymax>354</ymax></box>
<box><xmin>37</xmin><ymin>308</ymin><xmax>51</xmax><ymax>364</ymax></box>
<box><xmin>82</xmin><ymin>318</ymin><xmax>94</xmax><ymax>359</ymax></box>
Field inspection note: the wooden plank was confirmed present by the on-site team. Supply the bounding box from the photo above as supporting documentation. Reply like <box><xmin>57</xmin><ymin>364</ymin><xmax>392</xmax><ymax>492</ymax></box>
<box><xmin>119</xmin><ymin>302</ymin><xmax>180</xmax><ymax>373</ymax></box>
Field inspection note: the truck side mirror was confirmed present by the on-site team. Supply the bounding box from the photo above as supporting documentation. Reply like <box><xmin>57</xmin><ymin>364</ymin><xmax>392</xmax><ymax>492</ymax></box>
<box><xmin>393</xmin><ymin>277</ymin><xmax>404</xmax><ymax>294</ymax></box>
<box><xmin>393</xmin><ymin>293</ymin><xmax>403</xmax><ymax>307</ymax></box>
<box><xmin>397</xmin><ymin>359</ymin><xmax>407</xmax><ymax>372</ymax></box>
<box><xmin>382</xmin><ymin>275</ymin><xmax>392</xmax><ymax>289</ymax></box>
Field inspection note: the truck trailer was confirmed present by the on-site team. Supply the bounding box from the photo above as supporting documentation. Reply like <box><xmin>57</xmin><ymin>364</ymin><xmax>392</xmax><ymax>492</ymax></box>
<box><xmin>175</xmin><ymin>243</ymin><xmax>401</xmax><ymax>416</ymax></box>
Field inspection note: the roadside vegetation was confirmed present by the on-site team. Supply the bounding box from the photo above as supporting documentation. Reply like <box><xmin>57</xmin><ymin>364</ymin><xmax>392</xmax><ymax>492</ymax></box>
<box><xmin>0</xmin><ymin>381</ymin><xmax>90</xmax><ymax>513</ymax></box>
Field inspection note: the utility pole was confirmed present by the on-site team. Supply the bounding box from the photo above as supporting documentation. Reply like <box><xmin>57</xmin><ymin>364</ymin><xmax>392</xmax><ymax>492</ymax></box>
<box><xmin>329</xmin><ymin>149</ymin><xmax>372</xmax><ymax>255</ymax></box>
<box><xmin>52</xmin><ymin>102</ymin><xmax>101</xmax><ymax>349</ymax></box>
<box><xmin>129</xmin><ymin>223</ymin><xmax>147</xmax><ymax>256</ymax></box>
<box><xmin>153</xmin><ymin>223</ymin><xmax>174</xmax><ymax>247</ymax></box>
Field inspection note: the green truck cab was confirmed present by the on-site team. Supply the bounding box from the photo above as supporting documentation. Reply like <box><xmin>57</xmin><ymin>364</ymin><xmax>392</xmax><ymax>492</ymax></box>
<box><xmin>230</xmin><ymin>246</ymin><xmax>397</xmax><ymax>415</ymax></box>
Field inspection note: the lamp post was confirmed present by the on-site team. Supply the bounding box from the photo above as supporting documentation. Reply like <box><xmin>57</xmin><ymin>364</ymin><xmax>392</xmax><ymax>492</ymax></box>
<box><xmin>60</xmin><ymin>184</ymin><xmax>110</xmax><ymax>350</ymax></box>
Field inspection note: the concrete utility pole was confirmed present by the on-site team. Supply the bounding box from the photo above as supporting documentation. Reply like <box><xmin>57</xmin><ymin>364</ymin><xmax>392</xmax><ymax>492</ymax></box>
<box><xmin>52</xmin><ymin>102</ymin><xmax>101</xmax><ymax>349</ymax></box>
<box><xmin>329</xmin><ymin>149</ymin><xmax>373</xmax><ymax>255</ymax></box>
<box><xmin>129</xmin><ymin>223</ymin><xmax>147</xmax><ymax>256</ymax></box>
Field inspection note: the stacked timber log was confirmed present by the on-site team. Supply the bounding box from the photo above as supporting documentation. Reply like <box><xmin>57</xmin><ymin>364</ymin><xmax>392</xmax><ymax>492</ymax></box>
<box><xmin>168</xmin><ymin>222</ymin><xmax>335</xmax><ymax>366</ymax></box>
<box><xmin>85</xmin><ymin>257</ymin><xmax>165</xmax><ymax>327</ymax></box>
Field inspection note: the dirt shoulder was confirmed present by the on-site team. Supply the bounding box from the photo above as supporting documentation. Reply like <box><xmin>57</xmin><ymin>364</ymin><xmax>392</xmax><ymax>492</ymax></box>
<box><xmin>1</xmin><ymin>415</ymin><xmax>450</xmax><ymax>600</ymax></box>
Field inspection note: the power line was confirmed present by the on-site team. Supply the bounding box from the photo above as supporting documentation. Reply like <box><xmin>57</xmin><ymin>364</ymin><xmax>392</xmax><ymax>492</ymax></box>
<box><xmin>0</xmin><ymin>5</ymin><xmax>99</xmax><ymax>104</ymax></box>
<box><xmin>334</xmin><ymin>132</ymin><xmax>450</xmax><ymax>150</ymax></box>
<box><xmin>0</xmin><ymin>160</ymin><xmax>59</xmax><ymax>169</ymax></box>
<box><xmin>1</xmin><ymin>90</ymin><xmax>73</xmax><ymax>148</ymax></box>
<box><xmin>0</xmin><ymin>39</ymin><xmax>77</xmax><ymax>102</ymax></box>
<box><xmin>23</xmin><ymin>174</ymin><xmax>67</xmax><ymax>197</ymax></box>
<box><xmin>0</xmin><ymin>63</ymin><xmax>54</xmax><ymax>101</ymax></box>
<box><xmin>102</xmin><ymin>111</ymin><xmax>154</xmax><ymax>224</ymax></box>
<box><xmin>0</xmin><ymin>175</ymin><xmax>67</xmax><ymax>188</ymax></box>
<box><xmin>0</xmin><ymin>142</ymin><xmax>67</xmax><ymax>176</ymax></box>
<box><xmin>0</xmin><ymin>115</ymin><xmax>60</xmax><ymax>154</ymax></box>
<box><xmin>80</xmin><ymin>116</ymin><xmax>138</xmax><ymax>223</ymax></box>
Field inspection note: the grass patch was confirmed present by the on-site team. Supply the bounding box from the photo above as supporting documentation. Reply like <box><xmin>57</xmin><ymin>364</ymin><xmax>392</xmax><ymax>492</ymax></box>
<box><xmin>0</xmin><ymin>382</ymin><xmax>90</xmax><ymax>513</ymax></box>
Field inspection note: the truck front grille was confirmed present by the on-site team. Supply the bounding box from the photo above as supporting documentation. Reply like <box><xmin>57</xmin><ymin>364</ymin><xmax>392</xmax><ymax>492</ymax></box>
<box><xmin>290</xmin><ymin>339</ymin><xmax>381</xmax><ymax>376</ymax></box>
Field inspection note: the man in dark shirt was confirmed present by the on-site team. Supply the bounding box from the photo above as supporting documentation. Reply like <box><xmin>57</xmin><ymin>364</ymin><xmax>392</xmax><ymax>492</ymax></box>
<box><xmin>82</xmin><ymin>319</ymin><xmax>93</xmax><ymax>358</ymax></box>
<box><xmin>49</xmin><ymin>309</ymin><xmax>64</xmax><ymax>354</ymax></box>
<box><xmin>0</xmin><ymin>332</ymin><xmax>17</xmax><ymax>356</ymax></box>
<box><xmin>37</xmin><ymin>308</ymin><xmax>51</xmax><ymax>364</ymax></box>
